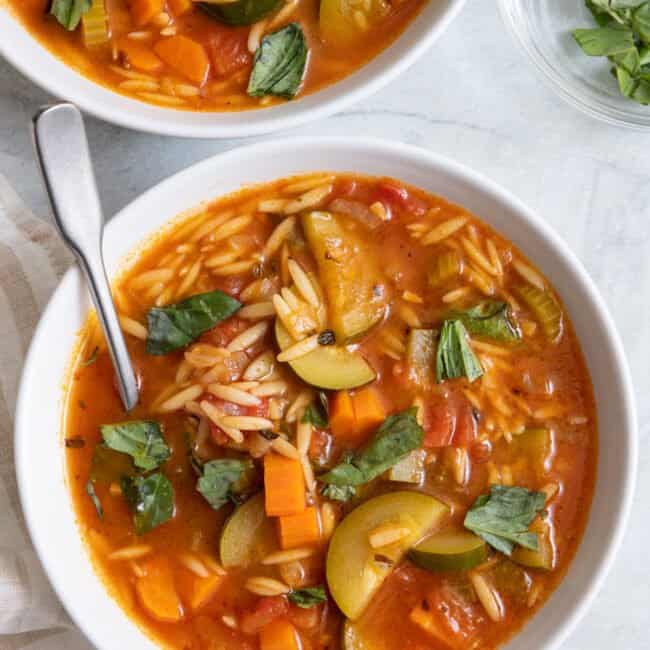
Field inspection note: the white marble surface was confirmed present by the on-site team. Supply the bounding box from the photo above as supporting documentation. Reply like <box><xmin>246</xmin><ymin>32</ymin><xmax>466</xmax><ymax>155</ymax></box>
<box><xmin>1</xmin><ymin>1</ymin><xmax>649</xmax><ymax>648</ymax></box>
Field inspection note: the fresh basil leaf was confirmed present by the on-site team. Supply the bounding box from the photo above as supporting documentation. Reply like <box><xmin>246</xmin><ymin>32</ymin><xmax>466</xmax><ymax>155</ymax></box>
<box><xmin>101</xmin><ymin>421</ymin><xmax>170</xmax><ymax>471</ymax></box>
<box><xmin>199</xmin><ymin>0</ymin><xmax>282</xmax><ymax>25</ymax></box>
<box><xmin>321</xmin><ymin>483</ymin><xmax>356</xmax><ymax>502</ymax></box>
<box><xmin>572</xmin><ymin>26</ymin><xmax>635</xmax><ymax>55</ymax></box>
<box><xmin>450</xmin><ymin>301</ymin><xmax>521</xmax><ymax>342</ymax></box>
<box><xmin>633</xmin><ymin>2</ymin><xmax>650</xmax><ymax>40</ymax></box>
<box><xmin>50</xmin><ymin>0</ymin><xmax>91</xmax><ymax>30</ymax></box>
<box><xmin>288</xmin><ymin>586</ymin><xmax>327</xmax><ymax>608</ymax></box>
<box><xmin>319</xmin><ymin>409</ymin><xmax>423</xmax><ymax>487</ymax></box>
<box><xmin>247</xmin><ymin>23</ymin><xmax>308</xmax><ymax>99</ymax></box>
<box><xmin>436</xmin><ymin>320</ymin><xmax>483</xmax><ymax>383</ymax></box>
<box><xmin>85</xmin><ymin>480</ymin><xmax>103</xmax><ymax>519</ymax></box>
<box><xmin>586</xmin><ymin>0</ymin><xmax>617</xmax><ymax>26</ymax></box>
<box><xmin>121</xmin><ymin>473</ymin><xmax>175</xmax><ymax>535</ymax></box>
<box><xmin>146</xmin><ymin>290</ymin><xmax>241</xmax><ymax>355</ymax></box>
<box><xmin>611</xmin><ymin>46</ymin><xmax>641</xmax><ymax>73</ymax></box>
<box><xmin>464</xmin><ymin>485</ymin><xmax>546</xmax><ymax>556</ymax></box>
<box><xmin>197</xmin><ymin>459</ymin><xmax>252</xmax><ymax>510</ymax></box>
<box><xmin>90</xmin><ymin>444</ymin><xmax>136</xmax><ymax>484</ymax></box>
<box><xmin>302</xmin><ymin>398</ymin><xmax>328</xmax><ymax>428</ymax></box>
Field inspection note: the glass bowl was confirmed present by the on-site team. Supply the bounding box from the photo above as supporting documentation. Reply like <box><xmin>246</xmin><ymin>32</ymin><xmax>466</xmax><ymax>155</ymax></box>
<box><xmin>499</xmin><ymin>0</ymin><xmax>650</xmax><ymax>130</ymax></box>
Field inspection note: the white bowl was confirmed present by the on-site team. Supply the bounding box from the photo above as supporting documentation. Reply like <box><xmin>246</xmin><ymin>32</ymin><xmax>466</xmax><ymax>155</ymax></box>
<box><xmin>15</xmin><ymin>138</ymin><xmax>637</xmax><ymax>649</ymax></box>
<box><xmin>0</xmin><ymin>1</ymin><xmax>465</xmax><ymax>138</ymax></box>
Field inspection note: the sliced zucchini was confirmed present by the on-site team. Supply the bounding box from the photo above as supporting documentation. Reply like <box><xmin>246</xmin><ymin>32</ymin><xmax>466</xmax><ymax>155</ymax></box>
<box><xmin>199</xmin><ymin>0</ymin><xmax>283</xmax><ymax>25</ymax></box>
<box><xmin>302</xmin><ymin>211</ymin><xmax>388</xmax><ymax>342</ymax></box>
<box><xmin>342</xmin><ymin>620</ymin><xmax>375</xmax><ymax>650</ymax></box>
<box><xmin>512</xmin><ymin>518</ymin><xmax>555</xmax><ymax>570</ymax></box>
<box><xmin>275</xmin><ymin>320</ymin><xmax>375</xmax><ymax>390</ymax></box>
<box><xmin>219</xmin><ymin>493</ymin><xmax>276</xmax><ymax>568</ymax></box>
<box><xmin>326</xmin><ymin>491</ymin><xmax>449</xmax><ymax>620</ymax></box>
<box><xmin>428</xmin><ymin>250</ymin><xmax>462</xmax><ymax>288</ymax></box>
<box><xmin>514</xmin><ymin>284</ymin><xmax>563</xmax><ymax>343</ymax></box>
<box><xmin>406</xmin><ymin>329</ymin><xmax>436</xmax><ymax>384</ymax></box>
<box><xmin>509</xmin><ymin>428</ymin><xmax>553</xmax><ymax>478</ymax></box>
<box><xmin>408</xmin><ymin>530</ymin><xmax>487</xmax><ymax>572</ymax></box>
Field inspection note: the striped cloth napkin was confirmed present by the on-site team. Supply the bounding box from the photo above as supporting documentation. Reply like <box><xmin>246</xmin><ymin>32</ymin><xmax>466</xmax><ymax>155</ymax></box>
<box><xmin>0</xmin><ymin>173</ymin><xmax>91</xmax><ymax>649</ymax></box>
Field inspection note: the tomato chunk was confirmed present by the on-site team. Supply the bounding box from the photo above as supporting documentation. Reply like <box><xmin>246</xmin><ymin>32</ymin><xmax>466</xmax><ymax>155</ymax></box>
<box><xmin>422</xmin><ymin>393</ymin><xmax>477</xmax><ymax>449</ymax></box>
<box><xmin>375</xmin><ymin>181</ymin><xmax>427</xmax><ymax>217</ymax></box>
<box><xmin>208</xmin><ymin>29</ymin><xmax>251</xmax><ymax>78</ymax></box>
<box><xmin>240</xmin><ymin>596</ymin><xmax>289</xmax><ymax>636</ymax></box>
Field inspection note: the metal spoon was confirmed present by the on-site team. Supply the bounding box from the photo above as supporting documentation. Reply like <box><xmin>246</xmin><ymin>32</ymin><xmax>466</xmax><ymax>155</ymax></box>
<box><xmin>32</xmin><ymin>103</ymin><xmax>139</xmax><ymax>412</ymax></box>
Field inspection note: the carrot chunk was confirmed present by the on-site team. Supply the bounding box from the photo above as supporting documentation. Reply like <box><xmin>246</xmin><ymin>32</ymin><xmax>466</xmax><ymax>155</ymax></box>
<box><xmin>352</xmin><ymin>387</ymin><xmax>386</xmax><ymax>438</ymax></box>
<box><xmin>278</xmin><ymin>506</ymin><xmax>321</xmax><ymax>549</ymax></box>
<box><xmin>167</xmin><ymin>0</ymin><xmax>192</xmax><ymax>16</ymax></box>
<box><xmin>154</xmin><ymin>35</ymin><xmax>211</xmax><ymax>85</ymax></box>
<box><xmin>116</xmin><ymin>37</ymin><xmax>163</xmax><ymax>73</ymax></box>
<box><xmin>264</xmin><ymin>453</ymin><xmax>305</xmax><ymax>517</ymax></box>
<box><xmin>129</xmin><ymin>0</ymin><xmax>163</xmax><ymax>27</ymax></box>
<box><xmin>259</xmin><ymin>619</ymin><xmax>301</xmax><ymax>650</ymax></box>
<box><xmin>329</xmin><ymin>390</ymin><xmax>357</xmax><ymax>441</ymax></box>
<box><xmin>179</xmin><ymin>573</ymin><xmax>224</xmax><ymax>612</ymax></box>
<box><xmin>135</xmin><ymin>556</ymin><xmax>184</xmax><ymax>623</ymax></box>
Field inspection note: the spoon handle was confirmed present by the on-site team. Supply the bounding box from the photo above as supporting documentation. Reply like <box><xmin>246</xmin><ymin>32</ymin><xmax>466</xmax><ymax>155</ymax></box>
<box><xmin>32</xmin><ymin>103</ymin><xmax>139</xmax><ymax>412</ymax></box>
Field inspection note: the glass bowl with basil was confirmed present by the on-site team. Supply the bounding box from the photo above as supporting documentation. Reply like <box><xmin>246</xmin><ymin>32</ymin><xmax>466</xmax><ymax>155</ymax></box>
<box><xmin>499</xmin><ymin>0</ymin><xmax>650</xmax><ymax>129</ymax></box>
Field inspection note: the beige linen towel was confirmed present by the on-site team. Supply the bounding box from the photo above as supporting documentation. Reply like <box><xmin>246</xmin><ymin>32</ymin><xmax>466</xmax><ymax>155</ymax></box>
<box><xmin>0</xmin><ymin>173</ymin><xmax>90</xmax><ymax>649</ymax></box>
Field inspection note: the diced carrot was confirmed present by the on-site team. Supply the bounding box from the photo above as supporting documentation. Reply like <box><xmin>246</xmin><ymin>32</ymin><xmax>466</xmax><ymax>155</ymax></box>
<box><xmin>259</xmin><ymin>619</ymin><xmax>301</xmax><ymax>650</ymax></box>
<box><xmin>179</xmin><ymin>573</ymin><xmax>224</xmax><ymax>612</ymax></box>
<box><xmin>154</xmin><ymin>35</ymin><xmax>211</xmax><ymax>85</ymax></box>
<box><xmin>167</xmin><ymin>0</ymin><xmax>192</xmax><ymax>17</ymax></box>
<box><xmin>329</xmin><ymin>390</ymin><xmax>357</xmax><ymax>441</ymax></box>
<box><xmin>129</xmin><ymin>0</ymin><xmax>163</xmax><ymax>27</ymax></box>
<box><xmin>352</xmin><ymin>387</ymin><xmax>386</xmax><ymax>438</ymax></box>
<box><xmin>116</xmin><ymin>37</ymin><xmax>163</xmax><ymax>73</ymax></box>
<box><xmin>277</xmin><ymin>506</ymin><xmax>321</xmax><ymax>550</ymax></box>
<box><xmin>264</xmin><ymin>453</ymin><xmax>305</xmax><ymax>517</ymax></box>
<box><xmin>135</xmin><ymin>556</ymin><xmax>184</xmax><ymax>623</ymax></box>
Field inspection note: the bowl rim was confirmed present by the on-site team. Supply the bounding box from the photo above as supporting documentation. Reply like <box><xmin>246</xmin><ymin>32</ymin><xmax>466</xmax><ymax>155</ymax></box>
<box><xmin>14</xmin><ymin>137</ymin><xmax>638</xmax><ymax>650</ymax></box>
<box><xmin>0</xmin><ymin>0</ymin><xmax>466</xmax><ymax>138</ymax></box>
<box><xmin>497</xmin><ymin>0</ymin><xmax>650</xmax><ymax>132</ymax></box>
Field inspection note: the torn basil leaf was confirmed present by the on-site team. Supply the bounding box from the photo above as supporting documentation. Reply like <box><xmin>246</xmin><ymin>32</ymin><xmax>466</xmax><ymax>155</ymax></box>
<box><xmin>247</xmin><ymin>23</ymin><xmax>308</xmax><ymax>99</ymax></box>
<box><xmin>199</xmin><ymin>0</ymin><xmax>282</xmax><ymax>25</ymax></box>
<box><xmin>572</xmin><ymin>26</ymin><xmax>635</xmax><ymax>56</ymax></box>
<box><xmin>436</xmin><ymin>320</ymin><xmax>483</xmax><ymax>383</ymax></box>
<box><xmin>321</xmin><ymin>483</ymin><xmax>355</xmax><ymax>502</ymax></box>
<box><xmin>301</xmin><ymin>396</ymin><xmax>328</xmax><ymax>428</ymax></box>
<box><xmin>121</xmin><ymin>473</ymin><xmax>175</xmax><ymax>535</ymax></box>
<box><xmin>289</xmin><ymin>586</ymin><xmax>327</xmax><ymax>608</ymax></box>
<box><xmin>450</xmin><ymin>301</ymin><xmax>521</xmax><ymax>342</ymax></box>
<box><xmin>464</xmin><ymin>485</ymin><xmax>546</xmax><ymax>556</ymax></box>
<box><xmin>50</xmin><ymin>0</ymin><xmax>91</xmax><ymax>30</ymax></box>
<box><xmin>101</xmin><ymin>421</ymin><xmax>170</xmax><ymax>471</ymax></box>
<box><xmin>197</xmin><ymin>459</ymin><xmax>253</xmax><ymax>510</ymax></box>
<box><xmin>146</xmin><ymin>289</ymin><xmax>241</xmax><ymax>355</ymax></box>
<box><xmin>90</xmin><ymin>444</ymin><xmax>136</xmax><ymax>484</ymax></box>
<box><xmin>319</xmin><ymin>409</ymin><xmax>423</xmax><ymax>487</ymax></box>
<box><xmin>85</xmin><ymin>480</ymin><xmax>103</xmax><ymax>519</ymax></box>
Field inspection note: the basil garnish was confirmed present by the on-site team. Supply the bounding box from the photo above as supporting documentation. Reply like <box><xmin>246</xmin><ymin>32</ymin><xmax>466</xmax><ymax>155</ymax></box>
<box><xmin>101</xmin><ymin>421</ymin><xmax>170</xmax><ymax>471</ymax></box>
<box><xmin>50</xmin><ymin>0</ymin><xmax>91</xmax><ymax>30</ymax></box>
<box><xmin>196</xmin><ymin>459</ymin><xmax>252</xmax><ymax>511</ymax></box>
<box><xmin>247</xmin><ymin>23</ymin><xmax>308</xmax><ymax>99</ymax></box>
<box><xmin>436</xmin><ymin>320</ymin><xmax>483</xmax><ymax>383</ymax></box>
<box><xmin>301</xmin><ymin>394</ymin><xmax>329</xmax><ymax>428</ymax></box>
<box><xmin>121</xmin><ymin>473</ymin><xmax>175</xmax><ymax>535</ymax></box>
<box><xmin>321</xmin><ymin>483</ymin><xmax>356</xmax><ymax>502</ymax></box>
<box><xmin>146</xmin><ymin>289</ymin><xmax>241</xmax><ymax>355</ymax></box>
<box><xmin>450</xmin><ymin>301</ymin><xmax>521</xmax><ymax>342</ymax></box>
<box><xmin>319</xmin><ymin>409</ymin><xmax>423</xmax><ymax>488</ymax></box>
<box><xmin>199</xmin><ymin>0</ymin><xmax>282</xmax><ymax>25</ymax></box>
<box><xmin>464</xmin><ymin>485</ymin><xmax>546</xmax><ymax>556</ymax></box>
<box><xmin>289</xmin><ymin>586</ymin><xmax>327</xmax><ymax>608</ymax></box>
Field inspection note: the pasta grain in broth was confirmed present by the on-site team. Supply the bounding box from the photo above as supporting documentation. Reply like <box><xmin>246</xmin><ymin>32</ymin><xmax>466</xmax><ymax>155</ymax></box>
<box><xmin>65</xmin><ymin>173</ymin><xmax>597</xmax><ymax>649</ymax></box>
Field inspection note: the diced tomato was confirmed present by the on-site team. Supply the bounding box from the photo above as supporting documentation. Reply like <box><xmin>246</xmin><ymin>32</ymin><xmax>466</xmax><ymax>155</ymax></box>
<box><xmin>469</xmin><ymin>439</ymin><xmax>491</xmax><ymax>464</ymax></box>
<box><xmin>207</xmin><ymin>29</ymin><xmax>251</xmax><ymax>78</ymax></box>
<box><xmin>308</xmin><ymin>428</ymin><xmax>332</xmax><ymax>465</ymax></box>
<box><xmin>375</xmin><ymin>181</ymin><xmax>427</xmax><ymax>217</ymax></box>
<box><xmin>201</xmin><ymin>317</ymin><xmax>247</xmax><ymax>347</ymax></box>
<box><xmin>287</xmin><ymin>603</ymin><xmax>323</xmax><ymax>631</ymax></box>
<box><xmin>422</xmin><ymin>393</ymin><xmax>477</xmax><ymax>449</ymax></box>
<box><xmin>209</xmin><ymin>423</ymin><xmax>230</xmax><ymax>446</ymax></box>
<box><xmin>239</xmin><ymin>596</ymin><xmax>289</xmax><ymax>636</ymax></box>
<box><xmin>211</xmin><ymin>275</ymin><xmax>247</xmax><ymax>299</ymax></box>
<box><xmin>337</xmin><ymin>179</ymin><xmax>358</xmax><ymax>197</ymax></box>
<box><xmin>424</xmin><ymin>582</ymin><xmax>484</xmax><ymax>646</ymax></box>
<box><xmin>246</xmin><ymin>397</ymin><xmax>270</xmax><ymax>419</ymax></box>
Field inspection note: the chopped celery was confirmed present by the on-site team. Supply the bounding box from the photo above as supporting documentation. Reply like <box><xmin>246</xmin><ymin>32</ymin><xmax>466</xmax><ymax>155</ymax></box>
<box><xmin>512</xmin><ymin>519</ymin><xmax>555</xmax><ymax>570</ymax></box>
<box><xmin>428</xmin><ymin>250</ymin><xmax>462</xmax><ymax>288</ymax></box>
<box><xmin>514</xmin><ymin>285</ymin><xmax>563</xmax><ymax>343</ymax></box>
<box><xmin>82</xmin><ymin>0</ymin><xmax>109</xmax><ymax>47</ymax></box>
<box><xmin>406</xmin><ymin>329</ymin><xmax>436</xmax><ymax>383</ymax></box>
<box><xmin>388</xmin><ymin>449</ymin><xmax>426</xmax><ymax>483</ymax></box>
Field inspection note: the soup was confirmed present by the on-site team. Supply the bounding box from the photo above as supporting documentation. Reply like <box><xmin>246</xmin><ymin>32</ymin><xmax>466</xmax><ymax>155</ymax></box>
<box><xmin>6</xmin><ymin>0</ymin><xmax>425</xmax><ymax>111</ymax></box>
<box><xmin>64</xmin><ymin>173</ymin><xmax>597</xmax><ymax>649</ymax></box>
